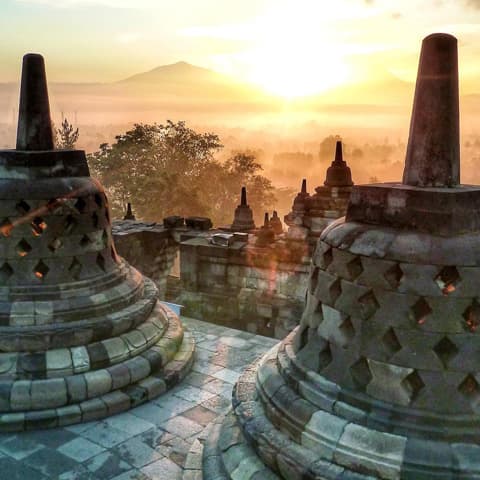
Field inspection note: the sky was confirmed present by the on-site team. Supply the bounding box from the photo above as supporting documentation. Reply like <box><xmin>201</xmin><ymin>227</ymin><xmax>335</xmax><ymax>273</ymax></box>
<box><xmin>0</xmin><ymin>0</ymin><xmax>480</xmax><ymax>97</ymax></box>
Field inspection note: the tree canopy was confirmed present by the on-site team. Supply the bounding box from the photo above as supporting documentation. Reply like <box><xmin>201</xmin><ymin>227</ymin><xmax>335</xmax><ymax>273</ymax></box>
<box><xmin>87</xmin><ymin>121</ymin><xmax>276</xmax><ymax>225</ymax></box>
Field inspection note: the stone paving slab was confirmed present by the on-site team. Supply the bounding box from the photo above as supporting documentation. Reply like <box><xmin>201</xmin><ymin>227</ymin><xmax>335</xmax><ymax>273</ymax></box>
<box><xmin>0</xmin><ymin>317</ymin><xmax>278</xmax><ymax>479</ymax></box>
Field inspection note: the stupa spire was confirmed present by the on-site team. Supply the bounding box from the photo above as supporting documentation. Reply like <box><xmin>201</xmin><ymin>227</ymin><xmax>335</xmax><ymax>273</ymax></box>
<box><xmin>16</xmin><ymin>53</ymin><xmax>55</xmax><ymax>151</ymax></box>
<box><xmin>403</xmin><ymin>33</ymin><xmax>459</xmax><ymax>186</ymax></box>
<box><xmin>301</xmin><ymin>178</ymin><xmax>307</xmax><ymax>194</ymax></box>
<box><xmin>334</xmin><ymin>140</ymin><xmax>344</xmax><ymax>164</ymax></box>
<box><xmin>263</xmin><ymin>212</ymin><xmax>269</xmax><ymax>227</ymax></box>
<box><xmin>241</xmin><ymin>186</ymin><xmax>247</xmax><ymax>206</ymax></box>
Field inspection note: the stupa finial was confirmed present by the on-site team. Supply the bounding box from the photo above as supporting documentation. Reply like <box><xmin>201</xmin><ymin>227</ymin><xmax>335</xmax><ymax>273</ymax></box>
<box><xmin>301</xmin><ymin>178</ymin><xmax>307</xmax><ymax>194</ymax></box>
<box><xmin>241</xmin><ymin>186</ymin><xmax>247</xmax><ymax>206</ymax></box>
<box><xmin>403</xmin><ymin>33</ymin><xmax>459</xmax><ymax>187</ymax></box>
<box><xmin>16</xmin><ymin>53</ymin><xmax>55</xmax><ymax>151</ymax></box>
<box><xmin>334</xmin><ymin>140</ymin><xmax>343</xmax><ymax>164</ymax></box>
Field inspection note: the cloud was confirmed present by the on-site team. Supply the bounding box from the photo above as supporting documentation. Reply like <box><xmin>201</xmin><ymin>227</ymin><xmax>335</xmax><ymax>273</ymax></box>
<box><xmin>116</xmin><ymin>32</ymin><xmax>144</xmax><ymax>44</ymax></box>
<box><xmin>435</xmin><ymin>23</ymin><xmax>480</xmax><ymax>34</ymax></box>
<box><xmin>464</xmin><ymin>0</ymin><xmax>480</xmax><ymax>8</ymax></box>
<box><xmin>180</xmin><ymin>24</ymin><xmax>257</xmax><ymax>41</ymax></box>
<box><xmin>16</xmin><ymin>0</ymin><xmax>159</xmax><ymax>8</ymax></box>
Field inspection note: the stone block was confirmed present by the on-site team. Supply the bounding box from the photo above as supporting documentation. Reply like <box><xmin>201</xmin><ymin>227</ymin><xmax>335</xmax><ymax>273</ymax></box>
<box><xmin>163</xmin><ymin>215</ymin><xmax>185</xmax><ymax>228</ymax></box>
<box><xmin>66</xmin><ymin>374</ymin><xmax>87</xmax><ymax>403</ymax></box>
<box><xmin>71</xmin><ymin>346</ymin><xmax>90</xmax><ymax>373</ymax></box>
<box><xmin>85</xmin><ymin>370</ymin><xmax>112</xmax><ymax>398</ymax></box>
<box><xmin>186</xmin><ymin>217</ymin><xmax>213</xmax><ymax>230</ymax></box>
<box><xmin>127</xmin><ymin>356</ymin><xmax>151</xmax><ymax>383</ymax></box>
<box><xmin>0</xmin><ymin>412</ymin><xmax>24</xmax><ymax>432</ymax></box>
<box><xmin>298</xmin><ymin>381</ymin><xmax>336</xmax><ymax>413</ymax></box>
<box><xmin>102</xmin><ymin>337</ymin><xmax>129</xmax><ymax>364</ymax></box>
<box><xmin>335</xmin><ymin>423</ymin><xmax>406</xmax><ymax>479</ymax></box>
<box><xmin>0</xmin><ymin>355</ymin><xmax>16</xmax><ymax>376</ymax></box>
<box><xmin>347</xmin><ymin>183</ymin><xmax>480</xmax><ymax>236</ymax></box>
<box><xmin>452</xmin><ymin>442</ymin><xmax>480</xmax><ymax>474</ymax></box>
<box><xmin>10</xmin><ymin>380</ymin><xmax>32</xmax><ymax>411</ymax></box>
<box><xmin>102</xmin><ymin>390</ymin><xmax>131</xmax><ymax>416</ymax></box>
<box><xmin>25</xmin><ymin>409</ymin><xmax>58</xmax><ymax>430</ymax></box>
<box><xmin>80</xmin><ymin>397</ymin><xmax>107</xmax><ymax>422</ymax></box>
<box><xmin>30</xmin><ymin>378</ymin><xmax>67</xmax><ymax>409</ymax></box>
<box><xmin>0</xmin><ymin>380</ymin><xmax>13</xmax><ymax>410</ymax></box>
<box><xmin>302</xmin><ymin>410</ymin><xmax>348</xmax><ymax>460</ymax></box>
<box><xmin>402</xmin><ymin>437</ymin><xmax>455</xmax><ymax>477</ymax></box>
<box><xmin>56</xmin><ymin>404</ymin><xmax>82</xmax><ymax>426</ymax></box>
<box><xmin>138</xmin><ymin>376</ymin><xmax>166</xmax><ymax>400</ymax></box>
<box><xmin>110</xmin><ymin>363</ymin><xmax>131</xmax><ymax>390</ymax></box>
<box><xmin>122</xmin><ymin>330</ymin><xmax>147</xmax><ymax>353</ymax></box>
<box><xmin>46</xmin><ymin>348</ymin><xmax>73</xmax><ymax>377</ymax></box>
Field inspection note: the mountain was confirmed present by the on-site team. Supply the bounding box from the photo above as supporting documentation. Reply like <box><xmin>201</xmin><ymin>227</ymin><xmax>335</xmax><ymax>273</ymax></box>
<box><xmin>0</xmin><ymin>61</ymin><xmax>478</xmax><ymax>126</ymax></box>
<box><xmin>117</xmin><ymin>61</ymin><xmax>271</xmax><ymax>103</ymax></box>
<box><xmin>120</xmin><ymin>61</ymin><xmax>228</xmax><ymax>85</ymax></box>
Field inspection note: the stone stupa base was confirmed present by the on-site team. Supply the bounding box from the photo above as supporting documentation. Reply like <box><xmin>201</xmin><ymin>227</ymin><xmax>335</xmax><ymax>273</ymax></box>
<box><xmin>0</xmin><ymin>275</ymin><xmax>195</xmax><ymax>432</ymax></box>
<box><xmin>203</xmin><ymin>327</ymin><xmax>480</xmax><ymax>479</ymax></box>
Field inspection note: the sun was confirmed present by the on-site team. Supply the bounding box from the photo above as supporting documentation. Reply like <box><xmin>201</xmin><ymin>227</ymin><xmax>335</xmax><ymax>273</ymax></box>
<box><xmin>244</xmin><ymin>2</ymin><xmax>351</xmax><ymax>98</ymax></box>
<box><xmin>248</xmin><ymin>46</ymin><xmax>350</xmax><ymax>99</ymax></box>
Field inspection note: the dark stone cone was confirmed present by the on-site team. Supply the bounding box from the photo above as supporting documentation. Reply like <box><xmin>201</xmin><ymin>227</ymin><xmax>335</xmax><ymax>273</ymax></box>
<box><xmin>16</xmin><ymin>53</ymin><xmax>55</xmax><ymax>151</ymax></box>
<box><xmin>403</xmin><ymin>33</ymin><xmax>459</xmax><ymax>187</ymax></box>
<box><xmin>124</xmin><ymin>202</ymin><xmax>136</xmax><ymax>220</ymax></box>
<box><xmin>263</xmin><ymin>212</ymin><xmax>269</xmax><ymax>227</ymax></box>
<box><xmin>324</xmin><ymin>141</ymin><xmax>353</xmax><ymax>187</ymax></box>
<box><xmin>334</xmin><ymin>140</ymin><xmax>343</xmax><ymax>164</ymax></box>
<box><xmin>241</xmin><ymin>186</ymin><xmax>247</xmax><ymax>206</ymax></box>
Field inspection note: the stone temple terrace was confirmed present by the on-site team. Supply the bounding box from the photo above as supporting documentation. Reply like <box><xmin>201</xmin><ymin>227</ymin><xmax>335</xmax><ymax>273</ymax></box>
<box><xmin>0</xmin><ymin>33</ymin><xmax>478</xmax><ymax>480</ymax></box>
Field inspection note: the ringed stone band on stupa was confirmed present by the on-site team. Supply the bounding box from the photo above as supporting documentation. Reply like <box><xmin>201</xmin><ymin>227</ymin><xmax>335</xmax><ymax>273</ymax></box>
<box><xmin>203</xmin><ymin>33</ymin><xmax>480</xmax><ymax>479</ymax></box>
<box><xmin>0</xmin><ymin>53</ymin><xmax>194</xmax><ymax>431</ymax></box>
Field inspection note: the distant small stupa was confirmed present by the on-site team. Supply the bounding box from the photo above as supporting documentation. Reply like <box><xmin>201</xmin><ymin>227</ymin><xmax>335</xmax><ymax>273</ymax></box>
<box><xmin>123</xmin><ymin>202</ymin><xmax>136</xmax><ymax>220</ymax></box>
<box><xmin>269</xmin><ymin>210</ymin><xmax>283</xmax><ymax>235</ymax></box>
<box><xmin>231</xmin><ymin>186</ymin><xmax>256</xmax><ymax>232</ymax></box>
<box><xmin>324</xmin><ymin>140</ymin><xmax>353</xmax><ymax>187</ymax></box>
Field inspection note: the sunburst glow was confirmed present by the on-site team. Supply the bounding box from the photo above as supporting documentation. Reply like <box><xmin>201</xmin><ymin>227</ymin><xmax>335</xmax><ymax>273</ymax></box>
<box><xmin>243</xmin><ymin>1</ymin><xmax>353</xmax><ymax>98</ymax></box>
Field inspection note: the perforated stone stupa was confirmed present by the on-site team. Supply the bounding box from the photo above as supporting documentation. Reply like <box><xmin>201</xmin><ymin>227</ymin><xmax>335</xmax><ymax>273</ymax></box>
<box><xmin>203</xmin><ymin>33</ymin><xmax>480</xmax><ymax>479</ymax></box>
<box><xmin>0</xmin><ymin>54</ymin><xmax>194</xmax><ymax>431</ymax></box>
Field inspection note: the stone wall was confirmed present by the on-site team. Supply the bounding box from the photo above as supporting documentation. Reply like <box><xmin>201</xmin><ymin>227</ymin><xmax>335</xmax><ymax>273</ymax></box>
<box><xmin>112</xmin><ymin>220</ymin><xmax>180</xmax><ymax>298</ymax></box>
<box><xmin>112</xmin><ymin>219</ymin><xmax>312</xmax><ymax>339</ymax></box>
<box><xmin>177</xmin><ymin>234</ymin><xmax>310</xmax><ymax>338</ymax></box>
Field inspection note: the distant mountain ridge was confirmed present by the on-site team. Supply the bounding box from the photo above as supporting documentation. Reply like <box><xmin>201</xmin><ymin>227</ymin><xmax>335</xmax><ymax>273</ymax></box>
<box><xmin>119</xmin><ymin>61</ymin><xmax>229</xmax><ymax>84</ymax></box>
<box><xmin>0</xmin><ymin>60</ymin><xmax>478</xmax><ymax>126</ymax></box>
<box><xmin>115</xmin><ymin>60</ymin><xmax>271</xmax><ymax>103</ymax></box>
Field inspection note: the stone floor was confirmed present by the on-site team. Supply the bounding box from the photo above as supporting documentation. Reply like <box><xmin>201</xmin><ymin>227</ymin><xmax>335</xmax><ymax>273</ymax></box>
<box><xmin>0</xmin><ymin>317</ymin><xmax>279</xmax><ymax>480</ymax></box>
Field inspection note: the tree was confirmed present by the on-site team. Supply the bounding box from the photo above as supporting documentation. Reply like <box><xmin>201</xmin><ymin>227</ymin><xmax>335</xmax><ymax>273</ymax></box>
<box><xmin>87</xmin><ymin>121</ymin><xmax>275</xmax><ymax>225</ymax></box>
<box><xmin>55</xmin><ymin>118</ymin><xmax>79</xmax><ymax>149</ymax></box>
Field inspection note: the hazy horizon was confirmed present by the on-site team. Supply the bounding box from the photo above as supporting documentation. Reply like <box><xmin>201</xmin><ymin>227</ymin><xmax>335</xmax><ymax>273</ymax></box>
<box><xmin>2</xmin><ymin>0</ymin><xmax>480</xmax><ymax>93</ymax></box>
<box><xmin>1</xmin><ymin>0</ymin><xmax>480</xmax><ymax>209</ymax></box>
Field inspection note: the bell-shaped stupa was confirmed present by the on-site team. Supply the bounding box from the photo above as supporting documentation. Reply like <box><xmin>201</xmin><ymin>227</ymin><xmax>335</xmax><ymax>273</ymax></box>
<box><xmin>231</xmin><ymin>186</ymin><xmax>256</xmax><ymax>232</ymax></box>
<box><xmin>203</xmin><ymin>33</ymin><xmax>480</xmax><ymax>479</ymax></box>
<box><xmin>0</xmin><ymin>54</ymin><xmax>194</xmax><ymax>431</ymax></box>
<box><xmin>324</xmin><ymin>140</ymin><xmax>353</xmax><ymax>187</ymax></box>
